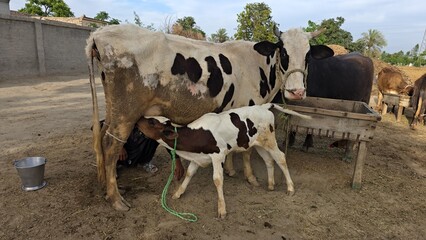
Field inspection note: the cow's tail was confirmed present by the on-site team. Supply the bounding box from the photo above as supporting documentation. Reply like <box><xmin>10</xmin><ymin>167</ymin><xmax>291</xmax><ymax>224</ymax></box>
<box><xmin>87</xmin><ymin>38</ymin><xmax>106</xmax><ymax>184</ymax></box>
<box><xmin>270</xmin><ymin>103</ymin><xmax>312</xmax><ymax>120</ymax></box>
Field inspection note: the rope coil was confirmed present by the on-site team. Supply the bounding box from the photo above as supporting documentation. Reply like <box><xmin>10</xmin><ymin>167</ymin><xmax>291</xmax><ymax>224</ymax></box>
<box><xmin>161</xmin><ymin>127</ymin><xmax>198</xmax><ymax>222</ymax></box>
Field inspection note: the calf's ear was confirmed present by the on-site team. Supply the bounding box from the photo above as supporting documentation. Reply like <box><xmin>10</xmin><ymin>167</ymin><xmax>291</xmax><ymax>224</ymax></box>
<box><xmin>310</xmin><ymin>45</ymin><xmax>334</xmax><ymax>59</ymax></box>
<box><xmin>162</xmin><ymin>127</ymin><xmax>178</xmax><ymax>140</ymax></box>
<box><xmin>254</xmin><ymin>41</ymin><xmax>278</xmax><ymax>56</ymax></box>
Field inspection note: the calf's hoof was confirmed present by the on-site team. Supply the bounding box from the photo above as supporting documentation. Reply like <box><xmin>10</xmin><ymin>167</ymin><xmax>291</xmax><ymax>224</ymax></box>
<box><xmin>172</xmin><ymin>191</ymin><xmax>182</xmax><ymax>199</ymax></box>
<box><xmin>112</xmin><ymin>200</ymin><xmax>130</xmax><ymax>211</ymax></box>
<box><xmin>225</xmin><ymin>169</ymin><xmax>236</xmax><ymax>177</ymax></box>
<box><xmin>287</xmin><ymin>190</ymin><xmax>295</xmax><ymax>196</ymax></box>
<box><xmin>268</xmin><ymin>185</ymin><xmax>275</xmax><ymax>191</ymax></box>
<box><xmin>218</xmin><ymin>210</ymin><xmax>227</xmax><ymax>219</ymax></box>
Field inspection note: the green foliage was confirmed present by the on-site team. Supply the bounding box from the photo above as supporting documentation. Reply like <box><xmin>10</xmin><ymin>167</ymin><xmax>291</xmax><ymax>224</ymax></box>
<box><xmin>133</xmin><ymin>11</ymin><xmax>155</xmax><ymax>31</ymax></box>
<box><xmin>18</xmin><ymin>0</ymin><xmax>74</xmax><ymax>17</ymax></box>
<box><xmin>305</xmin><ymin>17</ymin><xmax>353</xmax><ymax>49</ymax></box>
<box><xmin>358</xmin><ymin>29</ymin><xmax>387</xmax><ymax>58</ymax></box>
<box><xmin>109</xmin><ymin>18</ymin><xmax>120</xmax><ymax>25</ymax></box>
<box><xmin>93</xmin><ymin>11</ymin><xmax>120</xmax><ymax>26</ymax></box>
<box><xmin>175</xmin><ymin>16</ymin><xmax>205</xmax><ymax>37</ymax></box>
<box><xmin>209</xmin><ymin>28</ymin><xmax>231</xmax><ymax>43</ymax></box>
<box><xmin>234</xmin><ymin>2</ymin><xmax>277</xmax><ymax>42</ymax></box>
<box><xmin>94</xmin><ymin>11</ymin><xmax>109</xmax><ymax>21</ymax></box>
<box><xmin>381</xmin><ymin>50</ymin><xmax>426</xmax><ymax>67</ymax></box>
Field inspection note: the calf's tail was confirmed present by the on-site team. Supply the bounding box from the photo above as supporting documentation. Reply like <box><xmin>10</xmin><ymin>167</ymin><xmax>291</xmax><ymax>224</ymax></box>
<box><xmin>270</xmin><ymin>103</ymin><xmax>312</xmax><ymax>120</ymax></box>
<box><xmin>87</xmin><ymin>39</ymin><xmax>106</xmax><ymax>184</ymax></box>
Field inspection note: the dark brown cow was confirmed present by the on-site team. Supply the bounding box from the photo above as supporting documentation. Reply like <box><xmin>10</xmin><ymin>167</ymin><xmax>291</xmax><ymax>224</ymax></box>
<box><xmin>410</xmin><ymin>73</ymin><xmax>426</xmax><ymax>129</ymax></box>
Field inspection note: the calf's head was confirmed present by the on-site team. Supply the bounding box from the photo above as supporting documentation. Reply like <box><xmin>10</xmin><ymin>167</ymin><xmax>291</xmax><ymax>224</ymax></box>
<box><xmin>253</xmin><ymin>27</ymin><xmax>333</xmax><ymax>100</ymax></box>
<box><xmin>136</xmin><ymin>117</ymin><xmax>178</xmax><ymax>141</ymax></box>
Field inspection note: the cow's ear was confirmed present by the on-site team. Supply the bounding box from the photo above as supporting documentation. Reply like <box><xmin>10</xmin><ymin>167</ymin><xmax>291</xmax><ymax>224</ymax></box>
<box><xmin>254</xmin><ymin>41</ymin><xmax>278</xmax><ymax>56</ymax></box>
<box><xmin>310</xmin><ymin>45</ymin><xmax>334</xmax><ymax>59</ymax></box>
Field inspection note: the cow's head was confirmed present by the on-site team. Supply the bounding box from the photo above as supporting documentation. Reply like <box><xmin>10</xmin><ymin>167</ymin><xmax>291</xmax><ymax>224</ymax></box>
<box><xmin>254</xmin><ymin>27</ymin><xmax>334</xmax><ymax>100</ymax></box>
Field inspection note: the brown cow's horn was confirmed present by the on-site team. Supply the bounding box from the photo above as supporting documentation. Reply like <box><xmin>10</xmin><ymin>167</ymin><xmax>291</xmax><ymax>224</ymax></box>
<box><xmin>310</xmin><ymin>28</ymin><xmax>326</xmax><ymax>38</ymax></box>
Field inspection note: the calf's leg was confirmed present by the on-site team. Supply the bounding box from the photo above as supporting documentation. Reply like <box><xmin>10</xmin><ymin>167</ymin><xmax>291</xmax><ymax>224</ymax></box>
<box><xmin>212</xmin><ymin>156</ymin><xmax>227</xmax><ymax>219</ymax></box>
<box><xmin>242</xmin><ymin>149</ymin><xmax>260</xmax><ymax>186</ymax></box>
<box><xmin>254</xmin><ymin>147</ymin><xmax>275</xmax><ymax>190</ymax></box>
<box><xmin>224</xmin><ymin>153</ymin><xmax>236</xmax><ymax>177</ymax></box>
<box><xmin>173</xmin><ymin>161</ymin><xmax>199</xmax><ymax>199</ymax></box>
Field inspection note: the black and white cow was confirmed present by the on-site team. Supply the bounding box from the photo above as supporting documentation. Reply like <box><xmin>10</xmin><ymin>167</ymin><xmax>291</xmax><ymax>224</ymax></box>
<box><xmin>136</xmin><ymin>103</ymin><xmax>310</xmax><ymax>218</ymax></box>
<box><xmin>87</xmin><ymin>24</ymin><xmax>333</xmax><ymax>211</ymax></box>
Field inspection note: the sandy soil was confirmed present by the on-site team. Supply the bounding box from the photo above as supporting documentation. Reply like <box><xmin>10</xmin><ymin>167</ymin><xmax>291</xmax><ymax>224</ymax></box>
<box><xmin>0</xmin><ymin>73</ymin><xmax>425</xmax><ymax>240</ymax></box>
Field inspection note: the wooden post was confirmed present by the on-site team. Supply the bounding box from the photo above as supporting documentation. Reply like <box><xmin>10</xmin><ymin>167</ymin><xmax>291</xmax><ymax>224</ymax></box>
<box><xmin>352</xmin><ymin>141</ymin><xmax>367</xmax><ymax>189</ymax></box>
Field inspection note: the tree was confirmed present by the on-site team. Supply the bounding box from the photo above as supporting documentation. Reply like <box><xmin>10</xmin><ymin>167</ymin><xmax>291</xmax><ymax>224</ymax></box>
<box><xmin>18</xmin><ymin>0</ymin><xmax>74</xmax><ymax>17</ymax></box>
<box><xmin>94</xmin><ymin>11</ymin><xmax>109</xmax><ymax>21</ymax></box>
<box><xmin>234</xmin><ymin>2</ymin><xmax>277</xmax><ymax>42</ymax></box>
<box><xmin>305</xmin><ymin>17</ymin><xmax>353</xmax><ymax>49</ymax></box>
<box><xmin>209</xmin><ymin>28</ymin><xmax>230</xmax><ymax>43</ymax></box>
<box><xmin>358</xmin><ymin>29</ymin><xmax>387</xmax><ymax>58</ymax></box>
<box><xmin>172</xmin><ymin>16</ymin><xmax>205</xmax><ymax>40</ymax></box>
<box><xmin>93</xmin><ymin>11</ymin><xmax>120</xmax><ymax>26</ymax></box>
<box><xmin>133</xmin><ymin>11</ymin><xmax>155</xmax><ymax>31</ymax></box>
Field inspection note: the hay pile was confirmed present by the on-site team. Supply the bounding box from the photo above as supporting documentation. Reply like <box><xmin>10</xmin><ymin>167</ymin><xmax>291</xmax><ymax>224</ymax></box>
<box><xmin>327</xmin><ymin>44</ymin><xmax>349</xmax><ymax>56</ymax></box>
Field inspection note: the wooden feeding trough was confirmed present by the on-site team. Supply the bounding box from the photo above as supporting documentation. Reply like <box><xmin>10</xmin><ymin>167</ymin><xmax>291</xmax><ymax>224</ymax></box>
<box><xmin>381</xmin><ymin>93</ymin><xmax>411</xmax><ymax>122</ymax></box>
<box><xmin>284</xmin><ymin>97</ymin><xmax>381</xmax><ymax>189</ymax></box>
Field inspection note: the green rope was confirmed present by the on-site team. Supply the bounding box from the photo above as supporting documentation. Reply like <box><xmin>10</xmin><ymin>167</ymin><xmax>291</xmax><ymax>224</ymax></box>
<box><xmin>161</xmin><ymin>127</ymin><xmax>198</xmax><ymax>222</ymax></box>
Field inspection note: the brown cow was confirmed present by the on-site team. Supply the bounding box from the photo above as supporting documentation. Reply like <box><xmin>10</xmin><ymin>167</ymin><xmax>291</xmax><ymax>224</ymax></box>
<box><xmin>376</xmin><ymin>67</ymin><xmax>413</xmax><ymax>114</ymax></box>
<box><xmin>410</xmin><ymin>73</ymin><xmax>426</xmax><ymax>129</ymax></box>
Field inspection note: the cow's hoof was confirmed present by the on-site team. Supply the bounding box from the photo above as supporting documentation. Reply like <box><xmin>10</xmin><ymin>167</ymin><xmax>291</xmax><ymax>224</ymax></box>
<box><xmin>113</xmin><ymin>200</ymin><xmax>130</xmax><ymax>211</ymax></box>
<box><xmin>287</xmin><ymin>190</ymin><xmax>295</xmax><ymax>196</ymax></box>
<box><xmin>268</xmin><ymin>185</ymin><xmax>275</xmax><ymax>191</ymax></box>
<box><xmin>247</xmin><ymin>176</ymin><xmax>260</xmax><ymax>187</ymax></box>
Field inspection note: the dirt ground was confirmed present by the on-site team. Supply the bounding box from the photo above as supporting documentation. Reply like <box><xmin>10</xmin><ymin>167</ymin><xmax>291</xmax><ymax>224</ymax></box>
<box><xmin>1</xmin><ymin>69</ymin><xmax>425</xmax><ymax>240</ymax></box>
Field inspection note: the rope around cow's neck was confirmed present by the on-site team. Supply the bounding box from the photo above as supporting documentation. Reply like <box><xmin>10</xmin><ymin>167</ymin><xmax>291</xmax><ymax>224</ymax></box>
<box><xmin>161</xmin><ymin>127</ymin><xmax>198</xmax><ymax>222</ymax></box>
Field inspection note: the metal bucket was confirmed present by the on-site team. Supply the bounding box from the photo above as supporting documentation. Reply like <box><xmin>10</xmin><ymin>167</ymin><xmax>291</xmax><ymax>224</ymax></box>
<box><xmin>14</xmin><ymin>157</ymin><xmax>47</xmax><ymax>191</ymax></box>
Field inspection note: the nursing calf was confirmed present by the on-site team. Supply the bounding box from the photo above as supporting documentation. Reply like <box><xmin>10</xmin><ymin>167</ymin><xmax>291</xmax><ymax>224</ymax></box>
<box><xmin>137</xmin><ymin>103</ymin><xmax>309</xmax><ymax>218</ymax></box>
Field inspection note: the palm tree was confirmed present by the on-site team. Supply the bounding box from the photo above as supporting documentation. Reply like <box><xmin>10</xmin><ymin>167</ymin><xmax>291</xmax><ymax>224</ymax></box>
<box><xmin>209</xmin><ymin>28</ymin><xmax>230</xmax><ymax>43</ymax></box>
<box><xmin>359</xmin><ymin>29</ymin><xmax>387</xmax><ymax>58</ymax></box>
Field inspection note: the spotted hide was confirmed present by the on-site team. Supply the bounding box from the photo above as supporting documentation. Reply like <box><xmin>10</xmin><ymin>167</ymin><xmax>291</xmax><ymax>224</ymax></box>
<box><xmin>86</xmin><ymin>24</ymin><xmax>332</xmax><ymax>211</ymax></box>
<box><xmin>137</xmin><ymin>103</ymin><xmax>310</xmax><ymax>218</ymax></box>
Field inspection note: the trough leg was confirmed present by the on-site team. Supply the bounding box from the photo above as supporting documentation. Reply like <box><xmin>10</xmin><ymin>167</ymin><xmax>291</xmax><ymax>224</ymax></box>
<box><xmin>352</xmin><ymin>141</ymin><xmax>367</xmax><ymax>189</ymax></box>
<box><xmin>396</xmin><ymin>105</ymin><xmax>404</xmax><ymax>122</ymax></box>
<box><xmin>381</xmin><ymin>103</ymin><xmax>388</xmax><ymax>115</ymax></box>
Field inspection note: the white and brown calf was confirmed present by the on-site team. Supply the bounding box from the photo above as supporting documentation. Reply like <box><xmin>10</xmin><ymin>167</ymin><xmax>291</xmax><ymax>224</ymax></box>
<box><xmin>136</xmin><ymin>103</ymin><xmax>310</xmax><ymax>218</ymax></box>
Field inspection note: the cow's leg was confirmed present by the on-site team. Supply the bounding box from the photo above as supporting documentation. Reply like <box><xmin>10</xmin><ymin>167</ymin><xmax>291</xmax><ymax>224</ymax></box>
<box><xmin>242</xmin><ymin>149</ymin><xmax>260</xmax><ymax>186</ymax></box>
<box><xmin>411</xmin><ymin>96</ymin><xmax>423</xmax><ymax>129</ymax></box>
<box><xmin>212</xmin><ymin>155</ymin><xmax>226</xmax><ymax>219</ymax></box>
<box><xmin>224</xmin><ymin>153</ymin><xmax>236</xmax><ymax>177</ymax></box>
<box><xmin>254</xmin><ymin>147</ymin><xmax>275</xmax><ymax>191</ymax></box>
<box><xmin>173</xmin><ymin>161</ymin><xmax>199</xmax><ymax>199</ymax></box>
<box><xmin>103</xmin><ymin>123</ymin><xmax>134</xmax><ymax>211</ymax></box>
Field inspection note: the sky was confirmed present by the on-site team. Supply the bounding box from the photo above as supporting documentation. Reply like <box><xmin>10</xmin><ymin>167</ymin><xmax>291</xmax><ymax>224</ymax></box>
<box><xmin>10</xmin><ymin>0</ymin><xmax>426</xmax><ymax>53</ymax></box>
